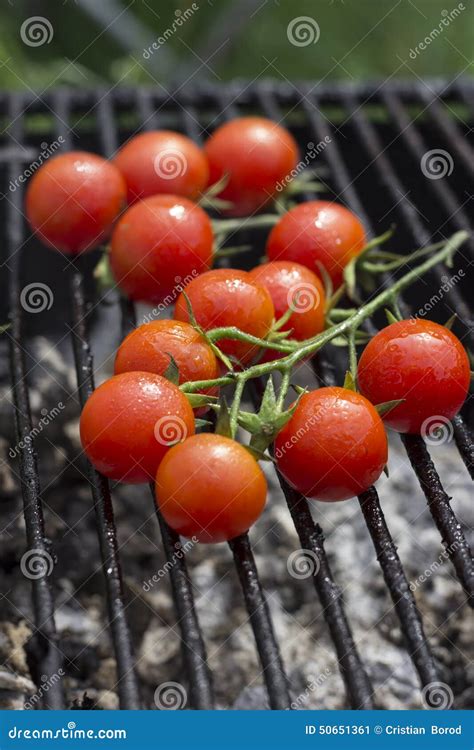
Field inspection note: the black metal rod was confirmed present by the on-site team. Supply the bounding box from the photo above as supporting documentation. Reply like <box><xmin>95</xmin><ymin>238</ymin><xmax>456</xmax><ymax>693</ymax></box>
<box><xmin>276</xmin><ymin>476</ymin><xmax>375</xmax><ymax>709</ymax></box>
<box><xmin>452</xmin><ymin>414</ymin><xmax>474</xmax><ymax>481</ymax></box>
<box><xmin>6</xmin><ymin>93</ymin><xmax>65</xmax><ymax>709</ymax></box>
<box><xmin>358</xmin><ymin>487</ymin><xmax>441</xmax><ymax>687</ymax></box>
<box><xmin>228</xmin><ymin>534</ymin><xmax>291</xmax><ymax>709</ymax></box>
<box><xmin>69</xmin><ymin>270</ymin><xmax>141</xmax><ymax>709</ymax></box>
<box><xmin>401</xmin><ymin>435</ymin><xmax>474</xmax><ymax>605</ymax></box>
<box><xmin>153</xmin><ymin>499</ymin><xmax>215</xmax><ymax>709</ymax></box>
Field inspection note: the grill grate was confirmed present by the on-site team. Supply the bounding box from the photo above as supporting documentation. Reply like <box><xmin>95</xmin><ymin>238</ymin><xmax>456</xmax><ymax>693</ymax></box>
<box><xmin>2</xmin><ymin>78</ymin><xmax>473</xmax><ymax>710</ymax></box>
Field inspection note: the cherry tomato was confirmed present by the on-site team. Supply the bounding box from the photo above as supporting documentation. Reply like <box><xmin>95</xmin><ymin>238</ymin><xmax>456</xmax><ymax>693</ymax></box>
<box><xmin>248</xmin><ymin>261</ymin><xmax>325</xmax><ymax>343</ymax></box>
<box><xmin>275</xmin><ymin>387</ymin><xmax>388</xmax><ymax>502</ymax></box>
<box><xmin>156</xmin><ymin>433</ymin><xmax>267</xmax><ymax>543</ymax></box>
<box><xmin>80</xmin><ymin>371</ymin><xmax>195</xmax><ymax>484</ymax></box>
<box><xmin>204</xmin><ymin>117</ymin><xmax>299</xmax><ymax>216</ymax></box>
<box><xmin>109</xmin><ymin>195</ymin><xmax>213</xmax><ymax>305</ymax></box>
<box><xmin>358</xmin><ymin>319</ymin><xmax>470</xmax><ymax>434</ymax></box>
<box><xmin>114</xmin><ymin>319</ymin><xmax>219</xmax><ymax>405</ymax></box>
<box><xmin>26</xmin><ymin>151</ymin><xmax>126</xmax><ymax>255</ymax></box>
<box><xmin>174</xmin><ymin>268</ymin><xmax>275</xmax><ymax>365</ymax></box>
<box><xmin>113</xmin><ymin>130</ymin><xmax>209</xmax><ymax>204</ymax></box>
<box><xmin>266</xmin><ymin>200</ymin><xmax>366</xmax><ymax>288</ymax></box>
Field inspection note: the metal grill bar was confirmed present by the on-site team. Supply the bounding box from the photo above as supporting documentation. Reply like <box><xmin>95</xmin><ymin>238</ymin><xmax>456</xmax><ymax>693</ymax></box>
<box><xmin>6</xmin><ymin>93</ymin><xmax>65</xmax><ymax>709</ymax></box>
<box><xmin>452</xmin><ymin>414</ymin><xmax>474</xmax><ymax>480</ymax></box>
<box><xmin>228</xmin><ymin>534</ymin><xmax>291</xmax><ymax>709</ymax></box>
<box><xmin>358</xmin><ymin>488</ymin><xmax>440</xmax><ymax>686</ymax></box>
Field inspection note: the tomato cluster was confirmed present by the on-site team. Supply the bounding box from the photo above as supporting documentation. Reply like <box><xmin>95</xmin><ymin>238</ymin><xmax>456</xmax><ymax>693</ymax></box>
<box><xmin>26</xmin><ymin>116</ymin><xmax>470</xmax><ymax>544</ymax></box>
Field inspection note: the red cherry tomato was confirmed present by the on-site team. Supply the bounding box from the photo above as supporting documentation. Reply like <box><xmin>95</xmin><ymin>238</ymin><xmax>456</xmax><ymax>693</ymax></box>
<box><xmin>80</xmin><ymin>371</ymin><xmax>195</xmax><ymax>484</ymax></box>
<box><xmin>156</xmin><ymin>433</ymin><xmax>267</xmax><ymax>543</ymax></box>
<box><xmin>26</xmin><ymin>151</ymin><xmax>126</xmax><ymax>254</ymax></box>
<box><xmin>248</xmin><ymin>261</ymin><xmax>325</xmax><ymax>343</ymax></box>
<box><xmin>358</xmin><ymin>319</ymin><xmax>470</xmax><ymax>434</ymax></box>
<box><xmin>204</xmin><ymin>117</ymin><xmax>299</xmax><ymax>216</ymax></box>
<box><xmin>266</xmin><ymin>200</ymin><xmax>366</xmax><ymax>288</ymax></box>
<box><xmin>109</xmin><ymin>195</ymin><xmax>213</xmax><ymax>305</ymax></box>
<box><xmin>113</xmin><ymin>130</ymin><xmax>209</xmax><ymax>204</ymax></box>
<box><xmin>174</xmin><ymin>268</ymin><xmax>275</xmax><ymax>365</ymax></box>
<box><xmin>114</xmin><ymin>319</ymin><xmax>219</xmax><ymax>405</ymax></box>
<box><xmin>275</xmin><ymin>387</ymin><xmax>388</xmax><ymax>502</ymax></box>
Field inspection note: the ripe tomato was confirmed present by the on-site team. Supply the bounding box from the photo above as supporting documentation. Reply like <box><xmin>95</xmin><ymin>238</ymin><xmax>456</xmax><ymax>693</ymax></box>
<box><xmin>266</xmin><ymin>201</ymin><xmax>366</xmax><ymax>288</ymax></box>
<box><xmin>114</xmin><ymin>319</ymin><xmax>219</xmax><ymax>404</ymax></box>
<box><xmin>109</xmin><ymin>195</ymin><xmax>213</xmax><ymax>305</ymax></box>
<box><xmin>248</xmin><ymin>261</ymin><xmax>325</xmax><ymax>343</ymax></box>
<box><xmin>26</xmin><ymin>151</ymin><xmax>126</xmax><ymax>254</ymax></box>
<box><xmin>204</xmin><ymin>117</ymin><xmax>299</xmax><ymax>216</ymax></box>
<box><xmin>113</xmin><ymin>130</ymin><xmax>209</xmax><ymax>204</ymax></box>
<box><xmin>80</xmin><ymin>371</ymin><xmax>195</xmax><ymax>484</ymax></box>
<box><xmin>358</xmin><ymin>319</ymin><xmax>470</xmax><ymax>434</ymax></box>
<box><xmin>156</xmin><ymin>433</ymin><xmax>267</xmax><ymax>543</ymax></box>
<box><xmin>275</xmin><ymin>387</ymin><xmax>388</xmax><ymax>502</ymax></box>
<box><xmin>174</xmin><ymin>268</ymin><xmax>274</xmax><ymax>365</ymax></box>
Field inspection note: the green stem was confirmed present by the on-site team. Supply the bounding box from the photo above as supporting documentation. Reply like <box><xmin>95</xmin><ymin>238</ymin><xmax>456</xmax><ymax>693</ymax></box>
<box><xmin>212</xmin><ymin>214</ymin><xmax>279</xmax><ymax>237</ymax></box>
<box><xmin>207</xmin><ymin>327</ymin><xmax>297</xmax><ymax>353</ymax></box>
<box><xmin>276</xmin><ymin>370</ymin><xmax>291</xmax><ymax>411</ymax></box>
<box><xmin>229</xmin><ymin>378</ymin><xmax>246</xmax><ymax>438</ymax></box>
<box><xmin>180</xmin><ymin>376</ymin><xmax>235</xmax><ymax>393</ymax></box>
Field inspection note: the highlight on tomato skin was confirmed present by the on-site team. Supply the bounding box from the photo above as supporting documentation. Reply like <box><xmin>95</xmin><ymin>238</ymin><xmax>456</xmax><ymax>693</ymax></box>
<box><xmin>204</xmin><ymin>116</ymin><xmax>299</xmax><ymax>217</ymax></box>
<box><xmin>25</xmin><ymin>151</ymin><xmax>127</xmax><ymax>255</ymax></box>
<box><xmin>248</xmin><ymin>260</ymin><xmax>326</xmax><ymax>346</ymax></box>
<box><xmin>266</xmin><ymin>200</ymin><xmax>366</xmax><ymax>289</ymax></box>
<box><xmin>79</xmin><ymin>371</ymin><xmax>195</xmax><ymax>484</ymax></box>
<box><xmin>357</xmin><ymin>318</ymin><xmax>471</xmax><ymax>434</ymax></box>
<box><xmin>113</xmin><ymin>130</ymin><xmax>209</xmax><ymax>204</ymax></box>
<box><xmin>109</xmin><ymin>194</ymin><xmax>214</xmax><ymax>306</ymax></box>
<box><xmin>155</xmin><ymin>433</ymin><xmax>267</xmax><ymax>543</ymax></box>
<box><xmin>114</xmin><ymin>319</ymin><xmax>220</xmax><ymax>407</ymax></box>
<box><xmin>174</xmin><ymin>268</ymin><xmax>275</xmax><ymax>366</ymax></box>
<box><xmin>274</xmin><ymin>387</ymin><xmax>388</xmax><ymax>502</ymax></box>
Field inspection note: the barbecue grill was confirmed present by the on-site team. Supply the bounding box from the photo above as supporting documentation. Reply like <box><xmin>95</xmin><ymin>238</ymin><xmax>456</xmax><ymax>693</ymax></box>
<box><xmin>1</xmin><ymin>77</ymin><xmax>473</xmax><ymax>711</ymax></box>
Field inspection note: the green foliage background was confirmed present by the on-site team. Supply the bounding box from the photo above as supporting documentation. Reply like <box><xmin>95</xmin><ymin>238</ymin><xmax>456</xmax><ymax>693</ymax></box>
<box><xmin>0</xmin><ymin>0</ymin><xmax>472</xmax><ymax>91</ymax></box>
